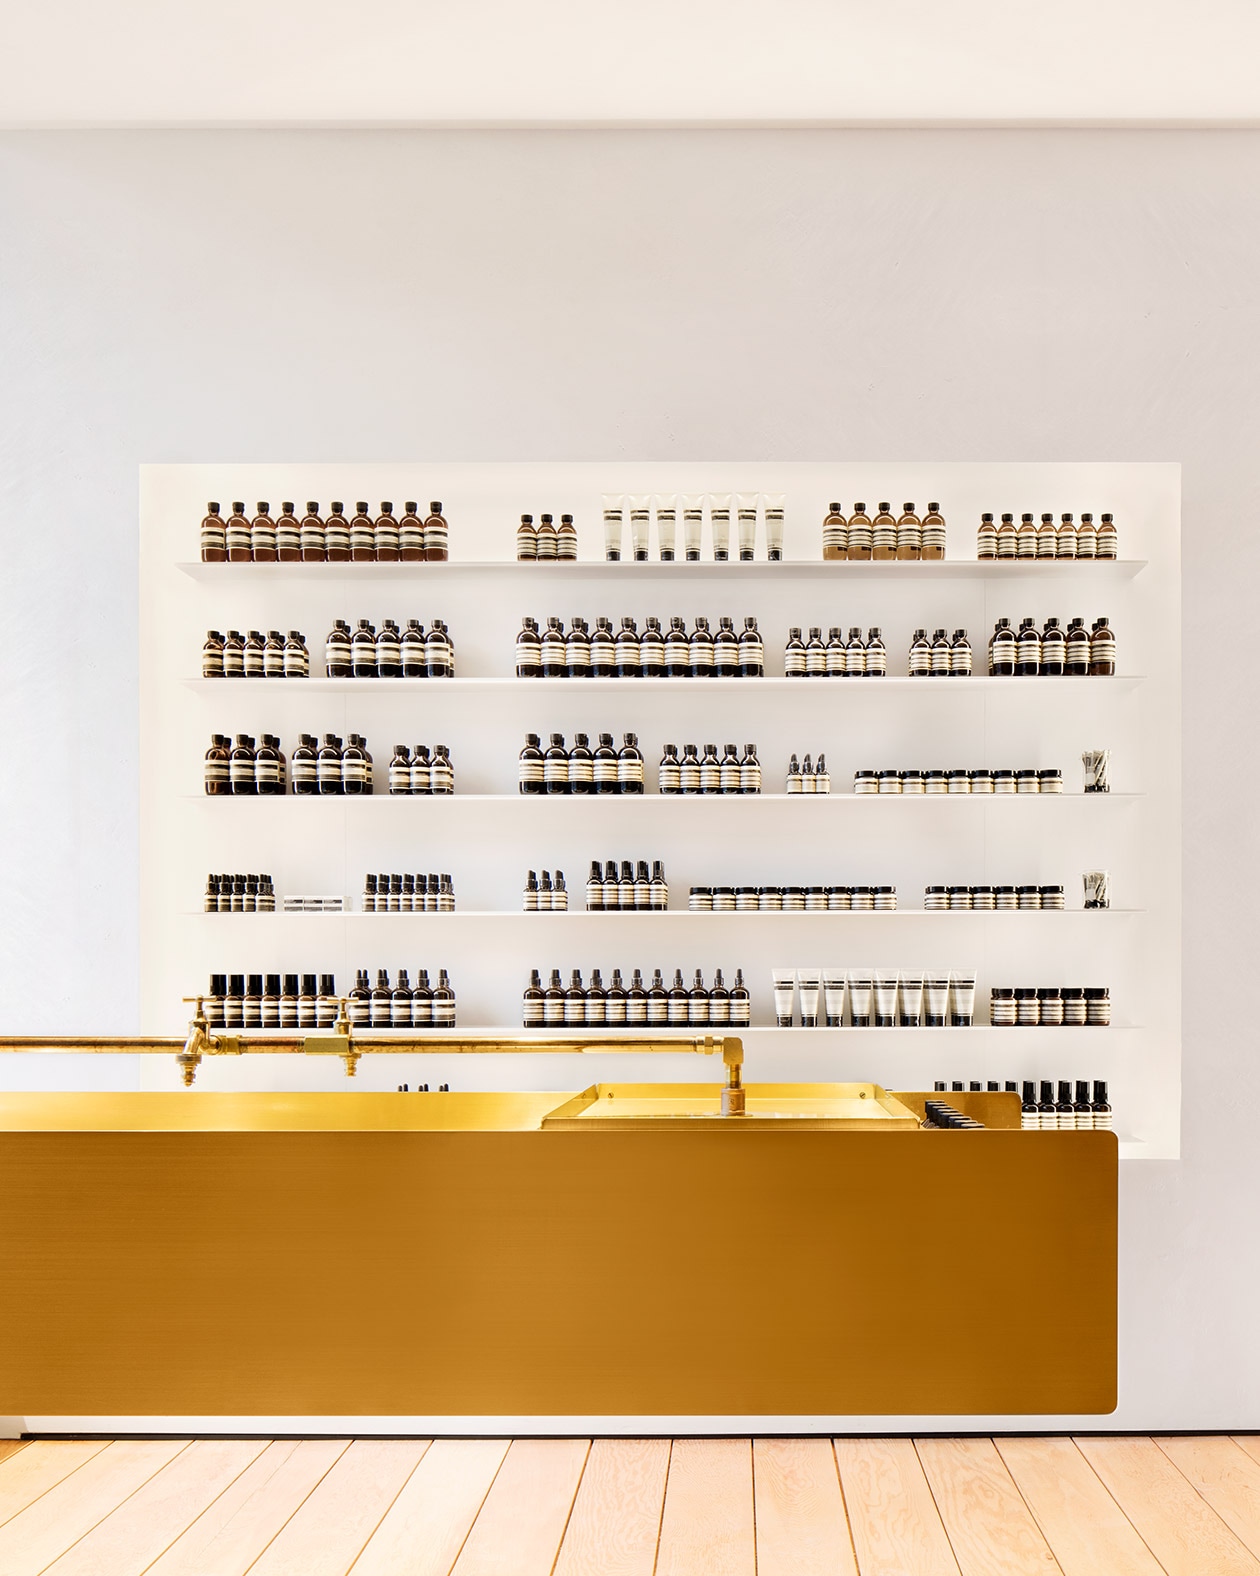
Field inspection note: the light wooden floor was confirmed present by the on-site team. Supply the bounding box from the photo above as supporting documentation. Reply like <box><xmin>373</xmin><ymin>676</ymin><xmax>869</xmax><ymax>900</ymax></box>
<box><xmin>0</xmin><ymin>1434</ymin><xmax>1258</xmax><ymax>1575</ymax></box>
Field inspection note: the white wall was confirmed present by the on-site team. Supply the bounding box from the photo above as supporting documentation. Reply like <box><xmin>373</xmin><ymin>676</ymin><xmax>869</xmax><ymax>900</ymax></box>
<box><xmin>0</xmin><ymin>129</ymin><xmax>1255</xmax><ymax>1429</ymax></box>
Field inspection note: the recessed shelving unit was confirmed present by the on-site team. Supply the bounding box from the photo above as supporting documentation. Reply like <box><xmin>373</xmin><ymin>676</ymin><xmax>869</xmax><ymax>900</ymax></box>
<box><xmin>142</xmin><ymin>461</ymin><xmax>1180</xmax><ymax>1155</ymax></box>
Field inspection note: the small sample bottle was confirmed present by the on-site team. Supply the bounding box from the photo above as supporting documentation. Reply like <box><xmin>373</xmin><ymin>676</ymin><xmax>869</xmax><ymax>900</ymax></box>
<box><xmin>976</xmin><ymin>512</ymin><xmax>997</xmax><ymax>559</ymax></box>
<box><xmin>872</xmin><ymin>503</ymin><xmax>897</xmax><ymax>561</ymax></box>
<box><xmin>243</xmin><ymin>629</ymin><xmax>265</xmax><ymax>677</ymax></box>
<box><xmin>1056</xmin><ymin>512</ymin><xmax>1077</xmax><ymax>558</ymax></box>
<box><xmin>423</xmin><ymin>501</ymin><xmax>449</xmax><ymax>562</ymax></box>
<box><xmin>202</xmin><ymin>631</ymin><xmax>225</xmax><ymax>678</ymax></box>
<box><xmin>1096</xmin><ymin>512</ymin><xmax>1118</xmax><ymax>559</ymax></box>
<box><xmin>514</xmin><ymin>513</ymin><xmax>537</xmax><ymax>561</ymax></box>
<box><xmin>1076</xmin><ymin>512</ymin><xmax>1098</xmax><ymax>559</ymax></box>
<box><xmin>908</xmin><ymin>628</ymin><xmax>931</xmax><ymax>677</ymax></box>
<box><xmin>557</xmin><ymin>513</ymin><xmax>577</xmax><ymax>560</ymax></box>
<box><xmin>921</xmin><ymin>503</ymin><xmax>946</xmax><ymax>560</ymax></box>
<box><xmin>430</xmin><ymin>744</ymin><xmax>454</xmax><ymax>795</ymax></box>
<box><xmin>1037</xmin><ymin>512</ymin><xmax>1058</xmax><ymax>559</ymax></box>
<box><xmin>822</xmin><ymin>502</ymin><xmax>848</xmax><ymax>560</ymax></box>
<box><xmin>896</xmin><ymin>503</ymin><xmax>922</xmax><ymax>561</ymax></box>
<box><xmin>200</xmin><ymin>502</ymin><xmax>226</xmax><ymax>562</ymax></box>
<box><xmin>996</xmin><ymin>513</ymin><xmax>1018</xmax><ymax>559</ymax></box>
<box><xmin>1016</xmin><ymin>513</ymin><xmax>1038</xmax><ymax>558</ymax></box>
<box><xmin>532</xmin><ymin>513</ymin><xmax>556</xmax><ymax>561</ymax></box>
<box><xmin>846</xmin><ymin>502</ymin><xmax>872</xmax><ymax>560</ymax></box>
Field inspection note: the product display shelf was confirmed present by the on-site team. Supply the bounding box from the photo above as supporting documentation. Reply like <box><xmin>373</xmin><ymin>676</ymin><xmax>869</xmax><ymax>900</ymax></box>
<box><xmin>178</xmin><ymin>559</ymin><xmax>1150</xmax><ymax>583</ymax></box>
<box><xmin>188</xmin><ymin>907</ymin><xmax>1145</xmax><ymax>919</ymax></box>
<box><xmin>183</xmin><ymin>675</ymin><xmax>1147</xmax><ymax>692</ymax></box>
<box><xmin>186</xmin><ymin>791</ymin><xmax>1144</xmax><ymax>803</ymax></box>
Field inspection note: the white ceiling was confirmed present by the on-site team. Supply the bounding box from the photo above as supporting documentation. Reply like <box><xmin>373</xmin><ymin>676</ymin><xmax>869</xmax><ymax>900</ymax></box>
<box><xmin>2</xmin><ymin>0</ymin><xmax>1259</xmax><ymax>126</ymax></box>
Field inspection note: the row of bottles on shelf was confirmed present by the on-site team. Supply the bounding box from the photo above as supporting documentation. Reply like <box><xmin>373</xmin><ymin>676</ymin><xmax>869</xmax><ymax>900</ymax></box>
<box><xmin>200</xmin><ymin>969</ymin><xmax>457</xmax><ymax>1027</ymax></box>
<box><xmin>515</xmin><ymin>514</ymin><xmax>578</xmax><ymax>559</ymax></box>
<box><xmin>988</xmin><ymin>617</ymin><xmax>1116</xmax><ymax>676</ymax></box>
<box><xmin>519</xmin><ymin>732</ymin><xmax>647</xmax><ymax>793</ymax></box>
<box><xmin>690</xmin><ymin>884</ymin><xmax>895</xmax><ymax>911</ymax></box>
<box><xmin>326</xmin><ymin>620</ymin><xmax>455</xmax><ymax>678</ymax></box>
<box><xmin>771</xmin><ymin>968</ymin><xmax>976</xmax><ymax>1027</ymax></box>
<box><xmin>786</xmin><ymin>754</ymin><xmax>831</xmax><ymax>793</ymax></box>
<box><xmin>786</xmin><ymin>627</ymin><xmax>887</xmax><ymax>677</ymax></box>
<box><xmin>583</xmin><ymin>861</ymin><xmax>668</xmax><ymax>911</ymax></box>
<box><xmin>516</xmin><ymin>615</ymin><xmax>765</xmax><ymax>678</ymax></box>
<box><xmin>202</xmin><ymin>631</ymin><xmax>310</xmax><ymax>678</ymax></box>
<box><xmin>524</xmin><ymin>967</ymin><xmax>751</xmax><ymax>1026</ymax></box>
<box><xmin>200</xmin><ymin>502</ymin><xmax>449</xmax><ymax>563</ymax></box>
<box><xmin>203</xmin><ymin>734</ymin><xmax>456</xmax><ymax>795</ymax></box>
<box><xmin>820</xmin><ymin>503</ymin><xmax>946</xmax><ymax>560</ymax></box>
<box><xmin>1017</xmin><ymin>1080</ymin><xmax>1113</xmax><ymax>1129</ymax></box>
<box><xmin>926</xmin><ymin>884</ymin><xmax>1064</xmax><ymax>910</ymax></box>
<box><xmin>990</xmin><ymin>987</ymin><xmax>1111</xmax><ymax>1026</ymax></box>
<box><xmin>977</xmin><ymin>513</ymin><xmax>1119</xmax><ymax>561</ymax></box>
<box><xmin>363</xmin><ymin>874</ymin><xmax>455</xmax><ymax>912</ymax></box>
<box><xmin>601</xmin><ymin>495</ymin><xmax>785</xmax><ymax>562</ymax></box>
<box><xmin>853</xmin><ymin>766</ymin><xmax>1062</xmax><ymax>794</ymax></box>
<box><xmin>205</xmin><ymin>874</ymin><xmax>277</xmax><ymax>911</ymax></box>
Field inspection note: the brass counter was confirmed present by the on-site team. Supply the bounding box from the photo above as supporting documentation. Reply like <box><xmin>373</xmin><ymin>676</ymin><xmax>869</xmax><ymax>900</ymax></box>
<box><xmin>0</xmin><ymin>1089</ymin><xmax>1117</xmax><ymax>1418</ymax></box>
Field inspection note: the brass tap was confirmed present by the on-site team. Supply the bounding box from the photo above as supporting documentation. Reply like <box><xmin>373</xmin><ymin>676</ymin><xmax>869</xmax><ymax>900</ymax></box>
<box><xmin>177</xmin><ymin>997</ymin><xmax>211</xmax><ymax>1087</ymax></box>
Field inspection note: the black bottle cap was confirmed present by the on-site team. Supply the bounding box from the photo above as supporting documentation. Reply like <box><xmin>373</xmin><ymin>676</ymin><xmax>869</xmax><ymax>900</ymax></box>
<box><xmin>245</xmin><ymin>973</ymin><xmax>262</xmax><ymax>995</ymax></box>
<box><xmin>231</xmin><ymin>501</ymin><xmax>245</xmax><ymax>512</ymax></box>
<box><xmin>853</xmin><ymin>502</ymin><xmax>865</xmax><ymax>512</ymax></box>
<box><xmin>302</xmin><ymin>974</ymin><xmax>317</xmax><ymax>993</ymax></box>
<box><xmin>405</xmin><ymin>501</ymin><xmax>417</xmax><ymax>512</ymax></box>
<box><xmin>229</xmin><ymin>973</ymin><xmax>245</xmax><ymax>994</ymax></box>
<box><xmin>1093</xmin><ymin>1080</ymin><xmax>1109</xmax><ymax>1101</ymax></box>
<box><xmin>903</xmin><ymin>502</ymin><xmax>915</xmax><ymax>511</ymax></box>
<box><xmin>550</xmin><ymin>733</ymin><xmax>565</xmax><ymax>746</ymax></box>
<box><xmin>207</xmin><ymin>501</ymin><xmax>220</xmax><ymax>512</ymax></box>
<box><xmin>429</xmin><ymin>501</ymin><xmax>442</xmax><ymax>512</ymax></box>
<box><xmin>210</xmin><ymin>973</ymin><xmax>227</xmax><ymax>993</ymax></box>
<box><xmin>928</xmin><ymin>502</ymin><xmax>939</xmax><ymax>511</ymax></box>
<box><xmin>330</xmin><ymin>501</ymin><xmax>343</xmax><ymax>512</ymax></box>
<box><xmin>284</xmin><ymin>974</ymin><xmax>299</xmax><ymax>994</ymax></box>
<box><xmin>320</xmin><ymin>974</ymin><xmax>335</xmax><ymax>994</ymax></box>
<box><xmin>305</xmin><ymin>501</ymin><xmax>319</xmax><ymax>512</ymax></box>
<box><xmin>379</xmin><ymin>501</ymin><xmax>393</xmax><ymax>513</ymax></box>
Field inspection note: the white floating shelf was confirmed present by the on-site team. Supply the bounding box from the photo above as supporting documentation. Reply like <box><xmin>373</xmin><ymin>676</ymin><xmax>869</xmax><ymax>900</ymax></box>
<box><xmin>215</xmin><ymin>1024</ymin><xmax>1141</xmax><ymax>1038</ymax></box>
<box><xmin>186</xmin><ymin>792</ymin><xmax>1141</xmax><ymax>803</ymax></box>
<box><xmin>189</xmin><ymin>908</ymin><xmax>1144</xmax><ymax>919</ymax></box>
<box><xmin>179</xmin><ymin>559</ymin><xmax>1148</xmax><ymax>582</ymax></box>
<box><xmin>183</xmin><ymin>675</ymin><xmax>1145</xmax><ymax>693</ymax></box>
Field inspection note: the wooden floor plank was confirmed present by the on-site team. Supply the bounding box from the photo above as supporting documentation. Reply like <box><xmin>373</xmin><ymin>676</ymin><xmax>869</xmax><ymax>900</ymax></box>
<box><xmin>834</xmin><ymin>1437</ymin><xmax>961</xmax><ymax>1576</ymax></box>
<box><xmin>0</xmin><ymin>1441</ymin><xmax>110</xmax><ymax>1529</ymax></box>
<box><xmin>914</xmin><ymin>1437</ymin><xmax>1061</xmax><ymax>1576</ymax></box>
<box><xmin>450</xmin><ymin>1437</ymin><xmax>590</xmax><ymax>1576</ymax></box>
<box><xmin>1156</xmin><ymin>1437</ymin><xmax>1260</xmax><ymax>1562</ymax></box>
<box><xmin>0</xmin><ymin>1439</ymin><xmax>189</xmax><ymax>1576</ymax></box>
<box><xmin>348</xmin><ymin>1438</ymin><xmax>510</xmax><ymax>1576</ymax></box>
<box><xmin>41</xmin><ymin>1438</ymin><xmax>266</xmax><ymax>1576</ymax></box>
<box><xmin>147</xmin><ymin>1439</ymin><xmax>351</xmax><ymax>1576</ymax></box>
<box><xmin>996</xmin><ymin>1438</ymin><xmax>1167</xmax><ymax>1576</ymax></box>
<box><xmin>551</xmin><ymin>1438</ymin><xmax>670</xmax><ymax>1576</ymax></box>
<box><xmin>246</xmin><ymin>1439</ymin><xmax>430</xmax><ymax>1576</ymax></box>
<box><xmin>655</xmin><ymin>1438</ymin><xmax>755</xmax><ymax>1576</ymax></box>
<box><xmin>1235</xmin><ymin>1438</ymin><xmax>1260</xmax><ymax>1470</ymax></box>
<box><xmin>0</xmin><ymin>1442</ymin><xmax>28</xmax><ymax>1468</ymax></box>
<box><xmin>753</xmin><ymin>1437</ymin><xmax>857</xmax><ymax>1576</ymax></box>
<box><xmin>1077</xmin><ymin>1435</ymin><xmax>1260</xmax><ymax>1576</ymax></box>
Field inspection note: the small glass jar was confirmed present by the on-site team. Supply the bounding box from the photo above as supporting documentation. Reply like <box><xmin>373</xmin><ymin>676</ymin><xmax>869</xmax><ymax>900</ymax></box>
<box><xmin>971</xmin><ymin>885</ymin><xmax>995</xmax><ymax>910</ymax></box>
<box><xmin>827</xmin><ymin>886</ymin><xmax>851</xmax><ymax>911</ymax></box>
<box><xmin>1038</xmin><ymin>769</ymin><xmax>1063</xmax><ymax>794</ymax></box>
<box><xmin>969</xmin><ymin>769</ymin><xmax>994</xmax><ymax>794</ymax></box>
<box><xmin>782</xmin><ymin>886</ymin><xmax>806</xmax><ymax>911</ymax></box>
<box><xmin>1039</xmin><ymin>986</ymin><xmax>1064</xmax><ymax>1026</ymax></box>
<box><xmin>925</xmin><ymin>768</ymin><xmax>948</xmax><ymax>795</ymax></box>
<box><xmin>990</xmin><ymin>986</ymin><xmax>1016</xmax><ymax>1026</ymax></box>
<box><xmin>1017</xmin><ymin>884</ymin><xmax>1041</xmax><ymax>910</ymax></box>
<box><xmin>993</xmin><ymin>769</ymin><xmax>1017</xmax><ymax>794</ymax></box>
<box><xmin>877</xmin><ymin>770</ymin><xmax>903</xmax><ymax>794</ymax></box>
<box><xmin>924</xmin><ymin>885</ymin><xmax>948</xmax><ymax>911</ymax></box>
<box><xmin>1014</xmin><ymin>987</ymin><xmax>1040</xmax><ymax>1026</ymax></box>
<box><xmin>1084</xmin><ymin>986</ymin><xmax>1111</xmax><ymax>1026</ymax></box>
<box><xmin>946</xmin><ymin>769</ymin><xmax>971</xmax><ymax>794</ymax></box>
<box><xmin>805</xmin><ymin>885</ymin><xmax>828</xmax><ymax>911</ymax></box>
<box><xmin>760</xmin><ymin>886</ymin><xmax>783</xmax><ymax>911</ymax></box>
<box><xmin>994</xmin><ymin>884</ymin><xmax>1018</xmax><ymax>910</ymax></box>
<box><xmin>735</xmin><ymin>886</ymin><xmax>759</xmax><ymax>912</ymax></box>
<box><xmin>851</xmin><ymin>886</ymin><xmax>875</xmax><ymax>911</ymax></box>
<box><xmin>713</xmin><ymin>886</ymin><xmax>736</xmax><ymax>912</ymax></box>
<box><xmin>874</xmin><ymin>885</ymin><xmax>897</xmax><ymax>911</ymax></box>
<box><xmin>1062</xmin><ymin>986</ymin><xmax>1087</xmax><ymax>1025</ymax></box>
<box><xmin>1015</xmin><ymin>769</ymin><xmax>1040</xmax><ymax>794</ymax></box>
<box><xmin>901</xmin><ymin>769</ymin><xmax>925</xmax><ymax>795</ymax></box>
<box><xmin>947</xmin><ymin>885</ymin><xmax>972</xmax><ymax>910</ymax></box>
<box><xmin>854</xmin><ymin>770</ymin><xmax>879</xmax><ymax>795</ymax></box>
<box><xmin>1039</xmin><ymin>884</ymin><xmax>1065</xmax><ymax>910</ymax></box>
<box><xmin>688</xmin><ymin>886</ymin><xmax>713</xmax><ymax>912</ymax></box>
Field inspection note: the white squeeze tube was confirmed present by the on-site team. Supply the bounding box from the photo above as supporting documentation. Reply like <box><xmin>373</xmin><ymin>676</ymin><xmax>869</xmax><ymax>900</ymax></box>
<box><xmin>847</xmin><ymin>971</ymin><xmax>873</xmax><ymax>1026</ymax></box>
<box><xmin>737</xmin><ymin>492</ymin><xmax>758</xmax><ymax>561</ymax></box>
<box><xmin>629</xmin><ymin>494</ymin><xmax>651</xmax><ymax>562</ymax></box>
<box><xmin>655</xmin><ymin>493</ymin><xmax>677</xmax><ymax>561</ymax></box>
<box><xmin>796</xmin><ymin>968</ymin><xmax>822</xmax><ymax>1028</ymax></box>
<box><xmin>950</xmin><ymin>973</ymin><xmax>976</xmax><ymax>1027</ymax></box>
<box><xmin>773</xmin><ymin>968</ymin><xmax>796</xmax><ymax>1027</ymax></box>
<box><xmin>874</xmin><ymin>973</ymin><xmax>899</xmax><ymax>1027</ymax></box>
<box><xmin>763</xmin><ymin>492</ymin><xmax>785</xmax><ymax>560</ymax></box>
<box><xmin>924</xmin><ymin>977</ymin><xmax>950</xmax><ymax>1027</ymax></box>
<box><xmin>682</xmin><ymin>494</ymin><xmax>704</xmax><ymax>561</ymax></box>
<box><xmin>710</xmin><ymin>493</ymin><xmax>732</xmax><ymax>561</ymax></box>
<box><xmin>602</xmin><ymin>494</ymin><xmax>624</xmax><ymax>562</ymax></box>
<box><xmin>823</xmin><ymin>970</ymin><xmax>846</xmax><ymax>1027</ymax></box>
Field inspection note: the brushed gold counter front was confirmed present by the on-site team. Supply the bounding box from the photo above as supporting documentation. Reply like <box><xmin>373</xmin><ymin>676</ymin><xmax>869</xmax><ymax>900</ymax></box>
<box><xmin>0</xmin><ymin>1093</ymin><xmax>1117</xmax><ymax>1418</ymax></box>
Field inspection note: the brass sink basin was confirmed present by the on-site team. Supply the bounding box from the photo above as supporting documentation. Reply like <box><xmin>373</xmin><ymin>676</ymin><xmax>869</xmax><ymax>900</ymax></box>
<box><xmin>540</xmin><ymin>1082</ymin><xmax>920</xmax><ymax>1131</ymax></box>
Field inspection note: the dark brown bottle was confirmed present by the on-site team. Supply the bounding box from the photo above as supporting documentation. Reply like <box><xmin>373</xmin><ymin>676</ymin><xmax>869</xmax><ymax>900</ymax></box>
<box><xmin>399</xmin><ymin>502</ymin><xmax>423</xmax><ymax>561</ymax></box>
<box><xmin>300</xmin><ymin>502</ymin><xmax>327</xmax><ymax>562</ymax></box>
<box><xmin>226</xmin><ymin>502</ymin><xmax>252</xmax><ymax>562</ymax></box>
<box><xmin>255</xmin><ymin>733</ymin><xmax>286</xmax><ymax>795</ymax></box>
<box><xmin>204</xmin><ymin>733</ymin><xmax>230</xmax><ymax>795</ymax></box>
<box><xmin>323</xmin><ymin>502</ymin><xmax>348</xmax><ymax>562</ymax></box>
<box><xmin>229</xmin><ymin>733</ymin><xmax>256</xmax><ymax>795</ymax></box>
<box><xmin>424</xmin><ymin>500</ymin><xmax>449</xmax><ymax>562</ymax></box>
<box><xmin>200</xmin><ymin>502</ymin><xmax>226</xmax><ymax>563</ymax></box>
<box><xmin>350</xmin><ymin>502</ymin><xmax>375</xmax><ymax>562</ymax></box>
<box><xmin>275</xmin><ymin>502</ymin><xmax>301</xmax><ymax>561</ymax></box>
<box><xmin>375</xmin><ymin>502</ymin><xmax>400</xmax><ymax>563</ymax></box>
<box><xmin>667</xmin><ymin>969</ymin><xmax>690</xmax><ymax>1025</ymax></box>
<box><xmin>251</xmin><ymin>502</ymin><xmax>277</xmax><ymax>563</ymax></box>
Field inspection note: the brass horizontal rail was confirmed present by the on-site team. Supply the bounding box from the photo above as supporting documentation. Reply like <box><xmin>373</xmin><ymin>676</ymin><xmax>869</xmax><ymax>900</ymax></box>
<box><xmin>0</xmin><ymin>1033</ymin><xmax>734</xmax><ymax>1056</ymax></box>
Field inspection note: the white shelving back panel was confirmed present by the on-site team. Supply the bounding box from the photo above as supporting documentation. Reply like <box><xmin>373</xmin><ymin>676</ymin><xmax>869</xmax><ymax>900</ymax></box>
<box><xmin>140</xmin><ymin>462</ymin><xmax>1180</xmax><ymax>1155</ymax></box>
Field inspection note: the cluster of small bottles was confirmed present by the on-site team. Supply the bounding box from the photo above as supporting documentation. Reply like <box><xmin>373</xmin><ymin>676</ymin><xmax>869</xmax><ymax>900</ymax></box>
<box><xmin>854</xmin><ymin>766</ymin><xmax>1062</xmax><ymax>795</ymax></box>
<box><xmin>325</xmin><ymin>618</ymin><xmax>455</xmax><ymax>678</ymax></box>
<box><xmin>786</xmin><ymin>754</ymin><xmax>830</xmax><ymax>793</ymax></box>
<box><xmin>908</xmin><ymin>628</ymin><xmax>972</xmax><ymax>677</ymax></box>
<box><xmin>821</xmin><ymin>502</ymin><xmax>947</xmax><ymax>561</ymax></box>
<box><xmin>785</xmin><ymin>627</ymin><xmax>886</xmax><ymax>677</ymax></box>
<box><xmin>518</xmin><ymin>733</ymin><xmax>645</xmax><ymax>793</ymax></box>
<box><xmin>203</xmin><ymin>733</ymin><xmax>290</xmax><ymax>794</ymax></box>
<box><xmin>990</xmin><ymin>986</ymin><xmax>1111</xmax><ymax>1026</ymax></box>
<box><xmin>689</xmin><ymin>885</ymin><xmax>896</xmax><ymax>912</ymax></box>
<box><xmin>363</xmin><ymin>873</ymin><xmax>455</xmax><ymax>912</ymax></box>
<box><xmin>346</xmin><ymin>968</ymin><xmax>457</xmax><ymax>1027</ymax></box>
<box><xmin>987</xmin><ymin>616</ymin><xmax>1116</xmax><ymax>676</ymax></box>
<box><xmin>1018</xmin><ymin>1080</ymin><xmax>1113</xmax><ymax>1130</ymax></box>
<box><xmin>585</xmin><ymin>861</ymin><xmax>669</xmax><ymax>911</ymax></box>
<box><xmin>515</xmin><ymin>513</ymin><xmax>578</xmax><ymax>560</ymax></box>
<box><xmin>203</xmin><ymin>972</ymin><xmax>338</xmax><ymax>1028</ymax></box>
<box><xmin>204</xmin><ymin>873</ymin><xmax>277</xmax><ymax>912</ymax></box>
<box><xmin>926</xmin><ymin>885</ymin><xmax>1064</xmax><ymax>911</ymax></box>
<box><xmin>976</xmin><ymin>512</ymin><xmax>1118</xmax><ymax>560</ymax></box>
<box><xmin>523</xmin><ymin>967</ymin><xmax>751</xmax><ymax>1026</ymax></box>
<box><xmin>922</xmin><ymin>1101</ymin><xmax>986</xmax><ymax>1130</ymax></box>
<box><xmin>772</xmin><ymin>969</ymin><xmax>977</xmax><ymax>1027</ymax></box>
<box><xmin>602</xmin><ymin>494</ymin><xmax>784</xmax><ymax>562</ymax></box>
<box><xmin>524</xmin><ymin>870</ymin><xmax>569</xmax><ymax>910</ymax></box>
<box><xmin>202</xmin><ymin>630</ymin><xmax>310</xmax><ymax>678</ymax></box>
<box><xmin>515</xmin><ymin>615</ymin><xmax>765</xmax><ymax>678</ymax></box>
<box><xmin>659</xmin><ymin>744</ymin><xmax>761</xmax><ymax>794</ymax></box>
<box><xmin>200</xmin><ymin>501</ymin><xmax>450</xmax><ymax>563</ymax></box>
<box><xmin>386</xmin><ymin>744</ymin><xmax>456</xmax><ymax>795</ymax></box>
